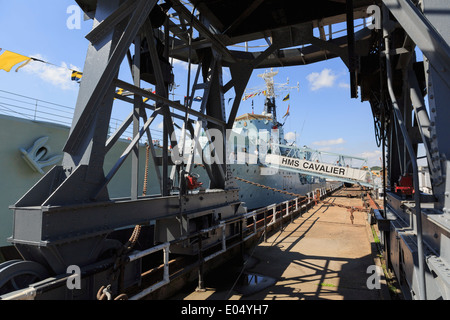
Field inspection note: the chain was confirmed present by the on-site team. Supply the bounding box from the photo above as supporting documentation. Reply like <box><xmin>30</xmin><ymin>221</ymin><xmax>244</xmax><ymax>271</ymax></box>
<box><xmin>318</xmin><ymin>198</ymin><xmax>369</xmax><ymax>213</ymax></box>
<box><xmin>234</xmin><ymin>177</ymin><xmax>369</xmax><ymax>211</ymax></box>
<box><xmin>234</xmin><ymin>176</ymin><xmax>306</xmax><ymax>199</ymax></box>
<box><xmin>142</xmin><ymin>144</ymin><xmax>150</xmax><ymax>196</ymax></box>
<box><xmin>235</xmin><ymin>176</ymin><xmax>369</xmax><ymax>224</ymax></box>
<box><xmin>317</xmin><ymin>198</ymin><xmax>370</xmax><ymax>224</ymax></box>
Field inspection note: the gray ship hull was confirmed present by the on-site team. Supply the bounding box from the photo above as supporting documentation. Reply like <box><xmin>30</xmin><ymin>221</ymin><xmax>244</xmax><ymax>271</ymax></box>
<box><xmin>0</xmin><ymin>114</ymin><xmax>160</xmax><ymax>254</ymax></box>
<box><xmin>230</xmin><ymin>164</ymin><xmax>325</xmax><ymax>210</ymax></box>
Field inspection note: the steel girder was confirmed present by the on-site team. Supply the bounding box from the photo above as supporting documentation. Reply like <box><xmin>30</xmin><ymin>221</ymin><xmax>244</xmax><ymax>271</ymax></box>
<box><xmin>7</xmin><ymin>0</ymin><xmax>255</xmax><ymax>295</ymax></box>
<box><xmin>373</xmin><ymin>0</ymin><xmax>450</xmax><ymax>300</ymax></box>
<box><xmin>382</xmin><ymin>0</ymin><xmax>450</xmax><ymax>212</ymax></box>
<box><xmin>4</xmin><ymin>0</ymin><xmax>449</xmax><ymax>300</ymax></box>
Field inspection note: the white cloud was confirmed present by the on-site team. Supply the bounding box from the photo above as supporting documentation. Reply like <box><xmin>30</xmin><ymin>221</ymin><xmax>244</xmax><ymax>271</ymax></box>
<box><xmin>306</xmin><ymin>68</ymin><xmax>337</xmax><ymax>91</ymax></box>
<box><xmin>312</xmin><ymin>138</ymin><xmax>345</xmax><ymax>146</ymax></box>
<box><xmin>172</xmin><ymin>58</ymin><xmax>188</xmax><ymax>69</ymax></box>
<box><xmin>284</xmin><ymin>131</ymin><xmax>297</xmax><ymax>141</ymax></box>
<box><xmin>338</xmin><ymin>82</ymin><xmax>350</xmax><ymax>89</ymax></box>
<box><xmin>360</xmin><ymin>150</ymin><xmax>381</xmax><ymax>158</ymax></box>
<box><xmin>172</xmin><ymin>58</ymin><xmax>198</xmax><ymax>73</ymax></box>
<box><xmin>157</xmin><ymin>121</ymin><xmax>164</xmax><ymax>129</ymax></box>
<box><xmin>360</xmin><ymin>150</ymin><xmax>382</xmax><ymax>166</ymax></box>
<box><xmin>21</xmin><ymin>54</ymin><xmax>80</xmax><ymax>90</ymax></box>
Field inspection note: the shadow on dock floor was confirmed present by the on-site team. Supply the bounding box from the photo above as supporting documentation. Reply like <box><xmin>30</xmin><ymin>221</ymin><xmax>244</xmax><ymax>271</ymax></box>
<box><xmin>171</xmin><ymin>189</ymin><xmax>390</xmax><ymax>300</ymax></box>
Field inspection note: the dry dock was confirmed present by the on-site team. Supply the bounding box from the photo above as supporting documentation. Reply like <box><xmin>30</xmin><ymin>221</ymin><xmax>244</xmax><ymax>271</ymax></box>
<box><xmin>172</xmin><ymin>187</ymin><xmax>389</xmax><ymax>300</ymax></box>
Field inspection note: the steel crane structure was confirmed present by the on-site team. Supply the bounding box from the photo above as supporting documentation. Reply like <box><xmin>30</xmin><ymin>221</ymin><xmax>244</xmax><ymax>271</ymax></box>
<box><xmin>0</xmin><ymin>0</ymin><xmax>449</xmax><ymax>300</ymax></box>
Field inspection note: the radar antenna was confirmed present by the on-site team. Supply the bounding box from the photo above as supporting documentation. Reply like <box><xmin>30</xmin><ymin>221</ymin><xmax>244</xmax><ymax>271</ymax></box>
<box><xmin>243</xmin><ymin>68</ymin><xmax>299</xmax><ymax>122</ymax></box>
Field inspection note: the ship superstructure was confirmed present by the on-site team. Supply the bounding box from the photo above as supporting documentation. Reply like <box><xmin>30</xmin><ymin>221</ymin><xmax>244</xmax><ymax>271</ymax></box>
<box><xmin>191</xmin><ymin>69</ymin><xmax>374</xmax><ymax>210</ymax></box>
<box><xmin>225</xmin><ymin>70</ymin><xmax>324</xmax><ymax>209</ymax></box>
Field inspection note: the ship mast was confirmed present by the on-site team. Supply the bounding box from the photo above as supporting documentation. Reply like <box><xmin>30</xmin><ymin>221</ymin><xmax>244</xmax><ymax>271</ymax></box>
<box><xmin>244</xmin><ymin>68</ymin><xmax>299</xmax><ymax>124</ymax></box>
<box><xmin>258</xmin><ymin>68</ymin><xmax>279</xmax><ymax>121</ymax></box>
<box><xmin>258</xmin><ymin>68</ymin><xmax>278</xmax><ymax>99</ymax></box>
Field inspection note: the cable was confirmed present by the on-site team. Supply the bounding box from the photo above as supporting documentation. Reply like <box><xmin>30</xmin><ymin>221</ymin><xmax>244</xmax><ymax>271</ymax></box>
<box><xmin>225</xmin><ymin>229</ymin><xmax>266</xmax><ymax>299</ymax></box>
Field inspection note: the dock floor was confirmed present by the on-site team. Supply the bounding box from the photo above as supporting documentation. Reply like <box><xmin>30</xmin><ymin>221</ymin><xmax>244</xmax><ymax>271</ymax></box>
<box><xmin>171</xmin><ymin>187</ymin><xmax>389</xmax><ymax>300</ymax></box>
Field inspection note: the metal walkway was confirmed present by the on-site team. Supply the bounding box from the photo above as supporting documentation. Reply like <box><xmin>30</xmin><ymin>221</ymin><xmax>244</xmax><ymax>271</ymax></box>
<box><xmin>171</xmin><ymin>186</ymin><xmax>389</xmax><ymax>300</ymax></box>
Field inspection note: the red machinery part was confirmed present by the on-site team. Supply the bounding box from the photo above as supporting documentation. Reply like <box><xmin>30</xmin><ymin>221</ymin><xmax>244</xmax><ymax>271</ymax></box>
<box><xmin>395</xmin><ymin>174</ymin><xmax>414</xmax><ymax>195</ymax></box>
<box><xmin>186</xmin><ymin>174</ymin><xmax>203</xmax><ymax>190</ymax></box>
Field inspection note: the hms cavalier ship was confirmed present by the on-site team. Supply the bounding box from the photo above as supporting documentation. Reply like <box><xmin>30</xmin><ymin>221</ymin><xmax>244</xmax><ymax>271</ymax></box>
<box><xmin>194</xmin><ymin>69</ymin><xmax>328</xmax><ymax>210</ymax></box>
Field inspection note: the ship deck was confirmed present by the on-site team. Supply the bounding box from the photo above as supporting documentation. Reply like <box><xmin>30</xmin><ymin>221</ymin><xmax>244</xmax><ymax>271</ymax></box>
<box><xmin>171</xmin><ymin>186</ymin><xmax>392</xmax><ymax>300</ymax></box>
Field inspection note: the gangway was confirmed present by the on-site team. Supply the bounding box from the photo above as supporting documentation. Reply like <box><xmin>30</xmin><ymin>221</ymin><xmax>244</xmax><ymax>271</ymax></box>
<box><xmin>265</xmin><ymin>145</ymin><xmax>376</xmax><ymax>188</ymax></box>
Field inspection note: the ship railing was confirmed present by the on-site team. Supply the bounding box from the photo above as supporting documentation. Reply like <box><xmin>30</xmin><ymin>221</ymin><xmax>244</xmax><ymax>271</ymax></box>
<box><xmin>127</xmin><ymin>242</ymin><xmax>171</xmax><ymax>300</ymax></box>
<box><xmin>126</xmin><ymin>183</ymin><xmax>343</xmax><ymax>300</ymax></box>
<box><xmin>276</xmin><ymin>143</ymin><xmax>369</xmax><ymax>168</ymax></box>
<box><xmin>0</xmin><ymin>89</ymin><xmax>164</xmax><ymax>143</ymax></box>
<box><xmin>264</xmin><ymin>151</ymin><xmax>377</xmax><ymax>189</ymax></box>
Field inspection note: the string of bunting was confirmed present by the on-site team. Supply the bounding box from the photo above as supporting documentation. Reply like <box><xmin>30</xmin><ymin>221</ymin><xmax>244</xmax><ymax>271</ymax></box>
<box><xmin>242</xmin><ymin>90</ymin><xmax>291</xmax><ymax>119</ymax></box>
<box><xmin>242</xmin><ymin>90</ymin><xmax>267</xmax><ymax>101</ymax></box>
<box><xmin>0</xmin><ymin>49</ymin><xmax>155</xmax><ymax>101</ymax></box>
<box><xmin>242</xmin><ymin>91</ymin><xmax>290</xmax><ymax>102</ymax></box>
<box><xmin>0</xmin><ymin>48</ymin><xmax>81</xmax><ymax>76</ymax></box>
<box><xmin>0</xmin><ymin>49</ymin><xmax>273</xmax><ymax>106</ymax></box>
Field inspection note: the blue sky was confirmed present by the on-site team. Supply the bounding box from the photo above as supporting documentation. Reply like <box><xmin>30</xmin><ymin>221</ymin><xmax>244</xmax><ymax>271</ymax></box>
<box><xmin>0</xmin><ymin>1</ymin><xmax>383</xmax><ymax>167</ymax></box>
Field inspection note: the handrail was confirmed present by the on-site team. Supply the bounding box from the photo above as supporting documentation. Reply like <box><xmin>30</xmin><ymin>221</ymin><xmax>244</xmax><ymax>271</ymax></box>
<box><xmin>0</xmin><ymin>182</ymin><xmax>343</xmax><ymax>300</ymax></box>
<box><xmin>126</xmin><ymin>182</ymin><xmax>342</xmax><ymax>300</ymax></box>
<box><xmin>0</xmin><ymin>90</ymin><xmax>164</xmax><ymax>142</ymax></box>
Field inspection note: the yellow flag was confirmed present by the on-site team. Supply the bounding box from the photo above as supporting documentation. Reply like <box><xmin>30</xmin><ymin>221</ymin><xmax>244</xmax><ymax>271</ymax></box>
<box><xmin>0</xmin><ymin>50</ymin><xmax>32</xmax><ymax>72</ymax></box>
<box><xmin>114</xmin><ymin>88</ymin><xmax>124</xmax><ymax>100</ymax></box>
<box><xmin>71</xmin><ymin>70</ymin><xmax>83</xmax><ymax>81</ymax></box>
